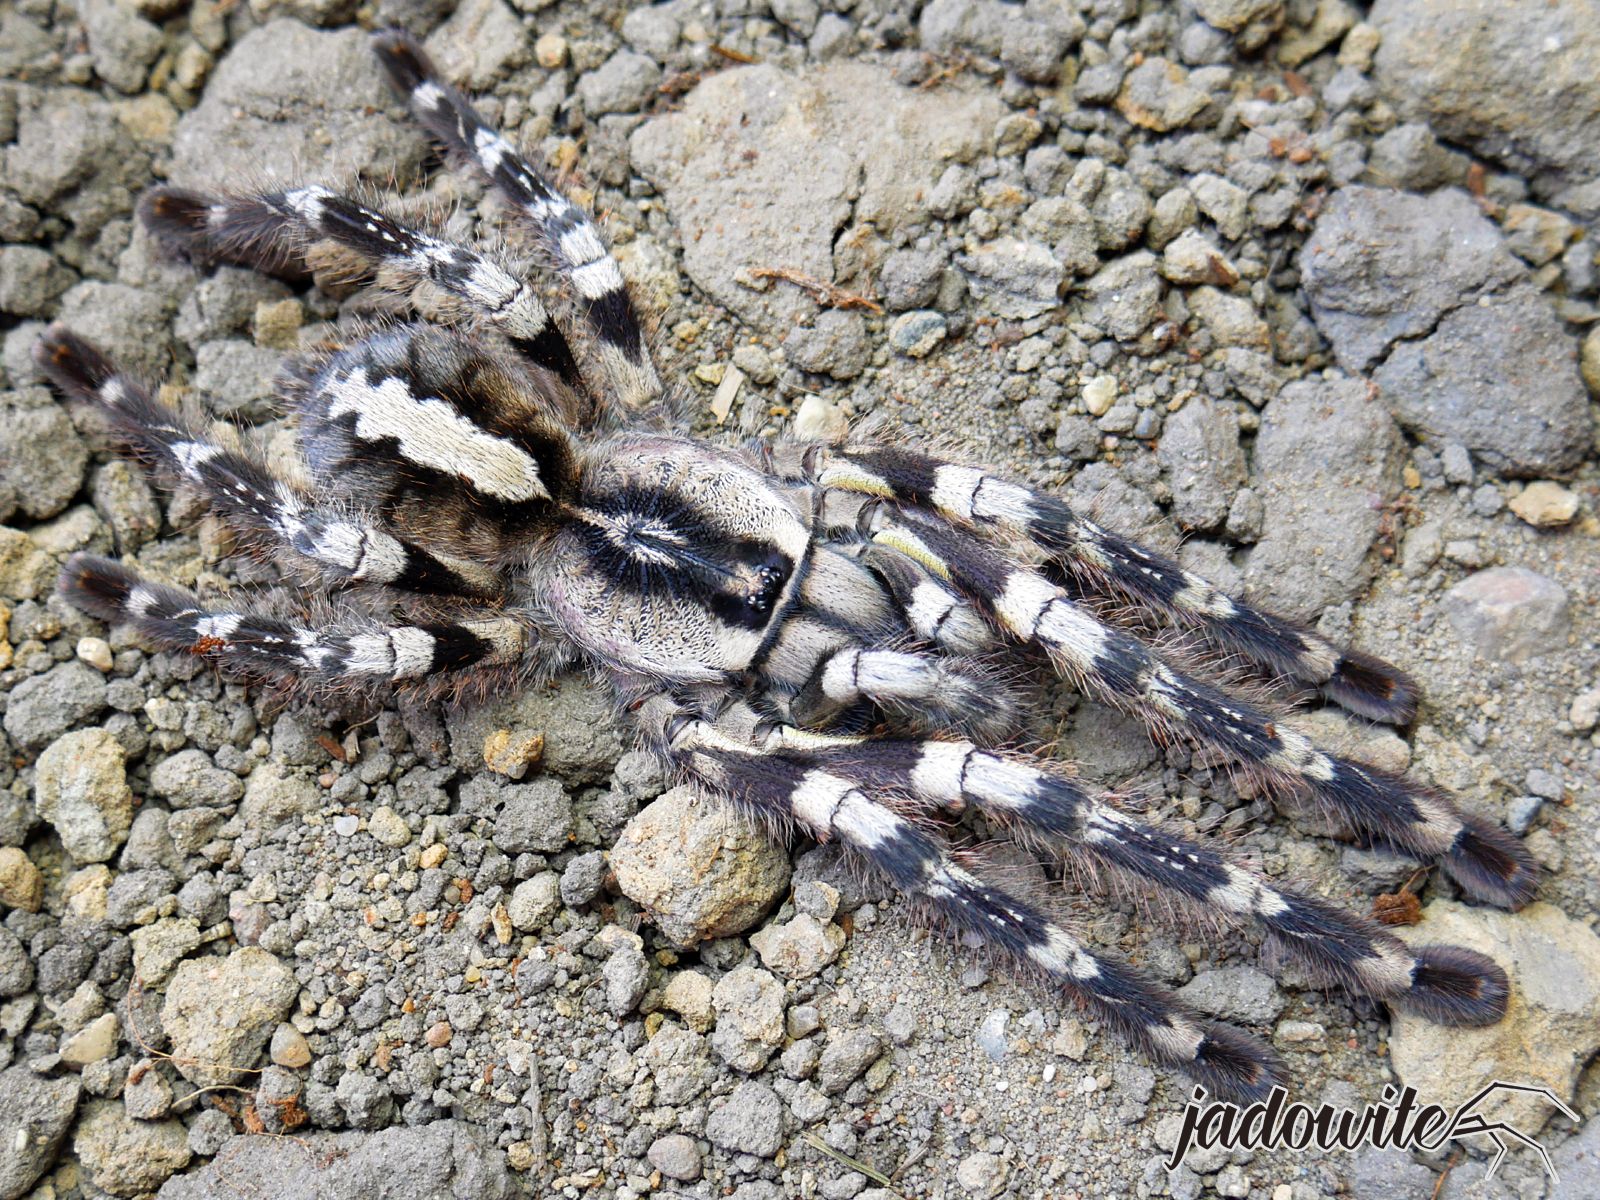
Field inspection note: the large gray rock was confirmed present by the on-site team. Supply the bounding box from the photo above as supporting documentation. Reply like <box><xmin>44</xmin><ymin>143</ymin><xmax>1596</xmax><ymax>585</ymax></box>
<box><xmin>1300</xmin><ymin>187</ymin><xmax>1522</xmax><ymax>374</ymax></box>
<box><xmin>155</xmin><ymin>1120</ymin><xmax>512</xmax><ymax>1199</ymax></box>
<box><xmin>1550</xmin><ymin>1117</ymin><xmax>1600</xmax><ymax>1200</ymax></box>
<box><xmin>2</xmin><ymin>86</ymin><xmax>145</xmax><ymax>241</ymax></box>
<box><xmin>1441</xmin><ymin>566</ymin><xmax>1570</xmax><ymax>662</ymax></box>
<box><xmin>1371</xmin><ymin>285</ymin><xmax>1590</xmax><ymax>477</ymax></box>
<box><xmin>54</xmin><ymin>280</ymin><xmax>175</xmax><ymax>380</ymax></box>
<box><xmin>1241</xmin><ymin>378</ymin><xmax>1405</xmax><ymax>622</ymax></box>
<box><xmin>0</xmin><ymin>388</ymin><xmax>87</xmax><ymax>522</ymax></box>
<box><xmin>710</xmin><ymin>963</ymin><xmax>786</xmax><ymax>1071</ymax></box>
<box><xmin>169</xmin><ymin>20</ymin><xmax>427</xmax><ymax>189</ymax></box>
<box><xmin>705</xmin><ymin>1080</ymin><xmax>785</xmax><ymax>1157</ymax></box>
<box><xmin>446</xmin><ymin>674</ymin><xmax>623</xmax><ymax>784</ymax></box>
<box><xmin>0</xmin><ymin>1067</ymin><xmax>80</xmax><ymax>1200</ymax></box>
<box><xmin>1371</xmin><ymin>0</ymin><xmax>1600</xmax><ymax>203</ymax></box>
<box><xmin>422</xmin><ymin>0</ymin><xmax>527</xmax><ymax>90</ymax></box>
<box><xmin>631</xmin><ymin>62</ymin><xmax>1000</xmax><ymax>334</ymax></box>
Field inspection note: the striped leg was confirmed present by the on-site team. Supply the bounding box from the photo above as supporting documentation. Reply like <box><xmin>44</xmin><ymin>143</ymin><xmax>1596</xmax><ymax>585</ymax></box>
<box><xmin>854</xmin><ymin>545</ymin><xmax>996</xmax><ymax>654</ymax></box>
<box><xmin>371</xmin><ymin>28</ymin><xmax>661</xmax><ymax>411</ymax></box>
<box><xmin>867</xmin><ymin>511</ymin><xmax>1538</xmax><ymax>910</ymax></box>
<box><xmin>792</xmin><ymin>444</ymin><xmax>1417</xmax><ymax>725</ymax></box>
<box><xmin>33</xmin><ymin>327</ymin><xmax>492</xmax><ymax>598</ymax></box>
<box><xmin>139</xmin><ymin>186</ymin><xmax>581</xmax><ymax>389</ymax></box>
<box><xmin>787</xmin><ymin>644</ymin><xmax>1012</xmax><ymax>741</ymax></box>
<box><xmin>635</xmin><ymin>696</ymin><xmax>1284</xmax><ymax>1102</ymax></box>
<box><xmin>789</xmin><ymin>734</ymin><xmax>1509</xmax><ymax>1027</ymax></box>
<box><xmin>60</xmin><ymin>555</ymin><xmax>529</xmax><ymax>694</ymax></box>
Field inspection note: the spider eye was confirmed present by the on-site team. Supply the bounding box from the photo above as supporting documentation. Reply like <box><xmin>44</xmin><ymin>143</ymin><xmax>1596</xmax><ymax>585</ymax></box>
<box><xmin>745</xmin><ymin>564</ymin><xmax>786</xmax><ymax>616</ymax></box>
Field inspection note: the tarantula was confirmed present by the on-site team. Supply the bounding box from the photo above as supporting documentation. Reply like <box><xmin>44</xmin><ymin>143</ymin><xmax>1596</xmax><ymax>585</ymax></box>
<box><xmin>33</xmin><ymin>29</ymin><xmax>1536</xmax><ymax>1103</ymax></box>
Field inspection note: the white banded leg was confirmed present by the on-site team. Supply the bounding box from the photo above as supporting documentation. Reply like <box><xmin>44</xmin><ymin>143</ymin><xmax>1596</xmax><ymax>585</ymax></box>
<box><xmin>630</xmin><ymin>697</ymin><xmax>1284</xmax><ymax>1102</ymax></box>
<box><xmin>791</xmin><ymin>444</ymin><xmax>1418</xmax><ymax>724</ymax></box>
<box><xmin>60</xmin><ymin>555</ymin><xmax>529</xmax><ymax>693</ymax></box>
<box><xmin>856</xmin><ymin>545</ymin><xmax>995</xmax><ymax>653</ymax></box>
<box><xmin>32</xmin><ymin>327</ymin><xmax>492</xmax><ymax>598</ymax></box>
<box><xmin>138</xmin><ymin>186</ymin><xmax>581</xmax><ymax>388</ymax></box>
<box><xmin>790</xmin><ymin>736</ymin><xmax>1510</xmax><ymax>1028</ymax></box>
<box><xmin>372</xmin><ymin>29</ymin><xmax>661</xmax><ymax>412</ymax></box>
<box><xmin>787</xmin><ymin>645</ymin><xmax>1011</xmax><ymax>740</ymax></box>
<box><xmin>864</xmin><ymin>509</ymin><xmax>1538</xmax><ymax>912</ymax></box>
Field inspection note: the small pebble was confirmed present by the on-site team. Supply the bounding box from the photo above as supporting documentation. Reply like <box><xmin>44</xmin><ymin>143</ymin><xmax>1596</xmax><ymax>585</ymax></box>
<box><xmin>269</xmin><ymin>1023</ymin><xmax>311</xmax><ymax>1068</ymax></box>
<box><xmin>76</xmin><ymin>637</ymin><xmax>114</xmax><ymax>672</ymax></box>
<box><xmin>888</xmin><ymin>310</ymin><xmax>948</xmax><ymax>358</ymax></box>
<box><xmin>1508</xmin><ymin>480</ymin><xmax>1579</xmax><ymax>527</ymax></box>
<box><xmin>647</xmin><ymin>1133</ymin><xmax>702</xmax><ymax>1181</ymax></box>
<box><xmin>534</xmin><ymin>32</ymin><xmax>567</xmax><ymax>68</ymax></box>
<box><xmin>793</xmin><ymin>395</ymin><xmax>849</xmax><ymax>443</ymax></box>
<box><xmin>1081</xmin><ymin>374</ymin><xmax>1118</xmax><ymax>415</ymax></box>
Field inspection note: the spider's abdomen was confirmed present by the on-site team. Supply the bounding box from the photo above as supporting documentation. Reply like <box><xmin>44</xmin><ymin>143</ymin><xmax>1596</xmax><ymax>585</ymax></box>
<box><xmin>294</xmin><ymin>324</ymin><xmax>581</xmax><ymax>562</ymax></box>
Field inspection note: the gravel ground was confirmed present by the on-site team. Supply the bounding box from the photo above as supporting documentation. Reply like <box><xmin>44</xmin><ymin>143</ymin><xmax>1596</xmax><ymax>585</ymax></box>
<box><xmin>2</xmin><ymin>1</ymin><xmax>1598</xmax><ymax>1198</ymax></box>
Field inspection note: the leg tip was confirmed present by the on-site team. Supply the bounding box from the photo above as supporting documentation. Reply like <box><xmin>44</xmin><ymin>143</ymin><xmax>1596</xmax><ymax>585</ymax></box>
<box><xmin>1400</xmin><ymin>944</ymin><xmax>1511</xmax><ymax>1027</ymax></box>
<box><xmin>1444</xmin><ymin>814</ymin><xmax>1540</xmax><ymax>911</ymax></box>
<box><xmin>32</xmin><ymin>325</ymin><xmax>116</xmax><ymax>400</ymax></box>
<box><xmin>1186</xmin><ymin>1024</ymin><xmax>1286</xmax><ymax>1103</ymax></box>
<box><xmin>1322</xmin><ymin>649</ymin><xmax>1420</xmax><ymax>725</ymax></box>
<box><xmin>371</xmin><ymin>27</ymin><xmax>433</xmax><ymax>96</ymax></box>
<box><xmin>57</xmin><ymin>553</ymin><xmax>139</xmax><ymax>623</ymax></box>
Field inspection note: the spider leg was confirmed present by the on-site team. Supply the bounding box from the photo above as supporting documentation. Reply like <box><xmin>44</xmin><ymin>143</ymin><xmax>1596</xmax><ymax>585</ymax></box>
<box><xmin>371</xmin><ymin>28</ymin><xmax>661</xmax><ymax>412</ymax></box>
<box><xmin>853</xmin><ymin>544</ymin><xmax>997</xmax><ymax>653</ymax></box>
<box><xmin>634</xmin><ymin>694</ymin><xmax>1284</xmax><ymax>1103</ymax></box>
<box><xmin>864</xmin><ymin>508</ymin><xmax>1538</xmax><ymax>910</ymax></box>
<box><xmin>138</xmin><ymin>186</ymin><xmax>582</xmax><ymax>392</ymax></box>
<box><xmin>782</xmin><ymin>443</ymin><xmax>1417</xmax><ymax>724</ymax></box>
<box><xmin>60</xmin><ymin>554</ymin><xmax>532</xmax><ymax>695</ymax></box>
<box><xmin>33</xmin><ymin>326</ymin><xmax>494</xmax><ymax>598</ymax></box>
<box><xmin>785</xmin><ymin>645</ymin><xmax>1012</xmax><ymax>741</ymax></box>
<box><xmin>770</xmin><ymin>731</ymin><xmax>1509</xmax><ymax>1027</ymax></box>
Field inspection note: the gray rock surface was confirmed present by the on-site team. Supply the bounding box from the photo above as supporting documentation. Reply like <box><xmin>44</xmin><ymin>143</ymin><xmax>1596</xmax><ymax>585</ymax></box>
<box><xmin>631</xmin><ymin>62</ymin><xmax>1000</xmax><ymax>333</ymax></box>
<box><xmin>1371</xmin><ymin>285</ymin><xmax>1590</xmax><ymax>477</ymax></box>
<box><xmin>1371</xmin><ymin>0</ymin><xmax>1600</xmax><ymax>200</ymax></box>
<box><xmin>1175</xmin><ymin>966</ymin><xmax>1286</xmax><ymax>1024</ymax></box>
<box><xmin>73</xmin><ymin>1099</ymin><xmax>192</xmax><ymax>1198</ymax></box>
<box><xmin>710</xmin><ymin>963</ymin><xmax>786</xmax><ymax>1072</ymax></box>
<box><xmin>1300</xmin><ymin>187</ymin><xmax>1523</xmax><ymax>374</ymax></box>
<box><xmin>154</xmin><ymin>1120</ymin><xmax>512</xmax><ymax>1199</ymax></box>
<box><xmin>0</xmin><ymin>389</ymin><xmax>87</xmax><ymax>522</ymax></box>
<box><xmin>160</xmin><ymin>948</ymin><xmax>299</xmax><ymax>1088</ymax></box>
<box><xmin>1242</xmin><ymin>377</ymin><xmax>1405</xmax><ymax>621</ymax></box>
<box><xmin>446</xmin><ymin>674</ymin><xmax>623</xmax><ymax>783</ymax></box>
<box><xmin>1442</xmin><ymin>566</ymin><xmax>1570</xmax><ymax>662</ymax></box>
<box><xmin>32</xmin><ymin>726</ymin><xmax>132</xmax><ymax>862</ymax></box>
<box><xmin>422</xmin><ymin>0</ymin><xmax>527</xmax><ymax>90</ymax></box>
<box><xmin>706</xmin><ymin>1080</ymin><xmax>785</xmax><ymax>1157</ymax></box>
<box><xmin>611</xmin><ymin>787</ymin><xmax>791</xmax><ymax>949</ymax></box>
<box><xmin>168</xmin><ymin>20</ymin><xmax>426</xmax><ymax>188</ymax></box>
<box><xmin>0</xmin><ymin>1067</ymin><xmax>80</xmax><ymax>1200</ymax></box>
<box><xmin>1157</xmin><ymin>396</ymin><xmax>1245</xmax><ymax>530</ymax></box>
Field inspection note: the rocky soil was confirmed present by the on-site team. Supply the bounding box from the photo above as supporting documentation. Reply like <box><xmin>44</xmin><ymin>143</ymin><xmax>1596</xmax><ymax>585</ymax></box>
<box><xmin>2</xmin><ymin>0</ymin><xmax>1598</xmax><ymax>1198</ymax></box>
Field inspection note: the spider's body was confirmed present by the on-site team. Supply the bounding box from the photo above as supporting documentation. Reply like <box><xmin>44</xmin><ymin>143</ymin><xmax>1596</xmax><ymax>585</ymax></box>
<box><xmin>34</xmin><ymin>30</ymin><xmax>1537</xmax><ymax>1105</ymax></box>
